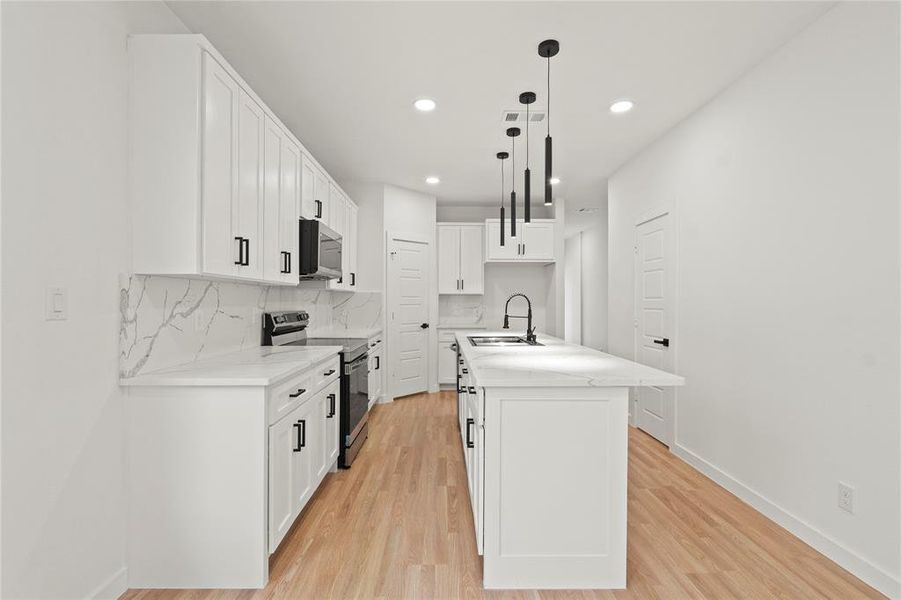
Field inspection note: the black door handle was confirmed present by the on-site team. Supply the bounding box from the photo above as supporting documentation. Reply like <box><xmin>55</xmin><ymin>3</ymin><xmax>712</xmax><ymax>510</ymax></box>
<box><xmin>466</xmin><ymin>418</ymin><xmax>474</xmax><ymax>448</ymax></box>
<box><xmin>289</xmin><ymin>388</ymin><xmax>306</xmax><ymax>398</ymax></box>
<box><xmin>420</xmin><ymin>323</ymin><xmax>429</xmax><ymax>329</ymax></box>
<box><xmin>653</xmin><ymin>338</ymin><xmax>670</xmax><ymax>347</ymax></box>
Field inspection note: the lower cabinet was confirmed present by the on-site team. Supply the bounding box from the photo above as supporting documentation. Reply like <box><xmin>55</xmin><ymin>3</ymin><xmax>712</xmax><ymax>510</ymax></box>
<box><xmin>368</xmin><ymin>334</ymin><xmax>384</xmax><ymax>406</ymax></box>
<box><xmin>457</xmin><ymin>348</ymin><xmax>484</xmax><ymax>555</ymax></box>
<box><xmin>268</xmin><ymin>378</ymin><xmax>341</xmax><ymax>554</ymax></box>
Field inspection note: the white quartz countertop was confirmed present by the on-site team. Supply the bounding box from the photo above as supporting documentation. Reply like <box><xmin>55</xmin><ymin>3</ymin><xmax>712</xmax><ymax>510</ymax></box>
<box><xmin>455</xmin><ymin>330</ymin><xmax>684</xmax><ymax>388</ymax></box>
<box><xmin>119</xmin><ymin>346</ymin><xmax>342</xmax><ymax>387</ymax></box>
<box><xmin>437</xmin><ymin>322</ymin><xmax>486</xmax><ymax>329</ymax></box>
<box><xmin>306</xmin><ymin>327</ymin><xmax>383</xmax><ymax>340</ymax></box>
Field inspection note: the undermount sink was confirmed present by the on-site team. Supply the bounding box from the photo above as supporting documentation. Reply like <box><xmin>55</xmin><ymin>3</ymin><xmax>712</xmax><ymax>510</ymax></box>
<box><xmin>468</xmin><ymin>335</ymin><xmax>543</xmax><ymax>347</ymax></box>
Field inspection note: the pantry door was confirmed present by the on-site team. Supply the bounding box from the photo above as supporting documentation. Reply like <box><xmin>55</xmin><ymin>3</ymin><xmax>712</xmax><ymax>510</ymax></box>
<box><xmin>634</xmin><ymin>210</ymin><xmax>676</xmax><ymax>446</ymax></box>
<box><xmin>388</xmin><ymin>233</ymin><xmax>431</xmax><ymax>398</ymax></box>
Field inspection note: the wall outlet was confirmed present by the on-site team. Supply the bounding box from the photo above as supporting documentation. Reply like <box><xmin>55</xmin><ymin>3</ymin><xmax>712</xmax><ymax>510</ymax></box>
<box><xmin>45</xmin><ymin>286</ymin><xmax>67</xmax><ymax>320</ymax></box>
<box><xmin>838</xmin><ymin>482</ymin><xmax>854</xmax><ymax>514</ymax></box>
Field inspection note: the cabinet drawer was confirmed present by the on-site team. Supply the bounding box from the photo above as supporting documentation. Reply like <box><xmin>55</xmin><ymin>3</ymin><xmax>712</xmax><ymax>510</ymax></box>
<box><xmin>310</xmin><ymin>356</ymin><xmax>341</xmax><ymax>391</ymax></box>
<box><xmin>268</xmin><ymin>372</ymin><xmax>313</xmax><ymax>425</ymax></box>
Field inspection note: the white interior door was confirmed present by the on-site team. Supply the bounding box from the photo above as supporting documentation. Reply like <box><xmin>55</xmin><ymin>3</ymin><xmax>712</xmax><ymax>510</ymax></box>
<box><xmin>388</xmin><ymin>235</ymin><xmax>430</xmax><ymax>398</ymax></box>
<box><xmin>634</xmin><ymin>212</ymin><xmax>675</xmax><ymax>446</ymax></box>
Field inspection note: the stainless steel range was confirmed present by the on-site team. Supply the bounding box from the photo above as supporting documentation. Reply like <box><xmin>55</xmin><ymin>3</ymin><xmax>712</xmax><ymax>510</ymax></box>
<box><xmin>262</xmin><ymin>311</ymin><xmax>370</xmax><ymax>468</ymax></box>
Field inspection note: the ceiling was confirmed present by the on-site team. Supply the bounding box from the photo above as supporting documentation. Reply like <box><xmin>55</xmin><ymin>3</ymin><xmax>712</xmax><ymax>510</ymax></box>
<box><xmin>167</xmin><ymin>1</ymin><xmax>831</xmax><ymax>233</ymax></box>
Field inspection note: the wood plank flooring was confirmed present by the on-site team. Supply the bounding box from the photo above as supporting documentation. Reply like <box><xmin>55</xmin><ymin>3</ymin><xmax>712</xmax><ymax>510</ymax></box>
<box><xmin>124</xmin><ymin>391</ymin><xmax>883</xmax><ymax>600</ymax></box>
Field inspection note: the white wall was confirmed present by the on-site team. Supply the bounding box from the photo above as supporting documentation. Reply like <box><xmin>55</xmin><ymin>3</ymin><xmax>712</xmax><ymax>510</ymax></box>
<box><xmin>580</xmin><ymin>204</ymin><xmax>609</xmax><ymax>351</ymax></box>
<box><xmin>607</xmin><ymin>4</ymin><xmax>899</xmax><ymax>595</ymax></box>
<box><xmin>437</xmin><ymin>203</ymin><xmax>553</xmax><ymax>222</ymax></box>
<box><xmin>563</xmin><ymin>235</ymin><xmax>582</xmax><ymax>344</ymax></box>
<box><xmin>383</xmin><ymin>185</ymin><xmax>439</xmax><ymax>395</ymax></box>
<box><xmin>0</xmin><ymin>2</ymin><xmax>188</xmax><ymax>598</ymax></box>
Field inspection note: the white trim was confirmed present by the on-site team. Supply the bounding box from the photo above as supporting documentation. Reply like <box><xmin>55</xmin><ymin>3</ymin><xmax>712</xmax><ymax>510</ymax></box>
<box><xmin>86</xmin><ymin>566</ymin><xmax>128</xmax><ymax>600</ymax></box>
<box><xmin>673</xmin><ymin>444</ymin><xmax>900</xmax><ymax>599</ymax></box>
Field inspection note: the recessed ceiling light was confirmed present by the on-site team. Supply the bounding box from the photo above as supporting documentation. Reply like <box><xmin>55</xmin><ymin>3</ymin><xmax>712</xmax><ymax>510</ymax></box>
<box><xmin>414</xmin><ymin>98</ymin><xmax>436</xmax><ymax>112</ymax></box>
<box><xmin>609</xmin><ymin>99</ymin><xmax>634</xmax><ymax>114</ymax></box>
<box><xmin>550</xmin><ymin>177</ymin><xmax>560</xmax><ymax>185</ymax></box>
<box><xmin>425</xmin><ymin>176</ymin><xmax>440</xmax><ymax>185</ymax></box>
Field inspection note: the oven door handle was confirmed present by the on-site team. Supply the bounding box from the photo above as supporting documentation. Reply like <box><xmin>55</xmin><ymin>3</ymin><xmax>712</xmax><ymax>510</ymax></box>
<box><xmin>344</xmin><ymin>355</ymin><xmax>370</xmax><ymax>375</ymax></box>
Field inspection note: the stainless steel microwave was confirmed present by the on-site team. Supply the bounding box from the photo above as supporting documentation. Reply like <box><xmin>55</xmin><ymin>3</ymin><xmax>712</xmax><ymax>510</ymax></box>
<box><xmin>298</xmin><ymin>219</ymin><xmax>342</xmax><ymax>280</ymax></box>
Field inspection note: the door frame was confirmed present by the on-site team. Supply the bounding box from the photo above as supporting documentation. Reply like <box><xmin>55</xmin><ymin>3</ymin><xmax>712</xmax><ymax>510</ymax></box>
<box><xmin>632</xmin><ymin>204</ymin><xmax>679</xmax><ymax>447</ymax></box>
<box><xmin>385</xmin><ymin>230</ymin><xmax>433</xmax><ymax>401</ymax></box>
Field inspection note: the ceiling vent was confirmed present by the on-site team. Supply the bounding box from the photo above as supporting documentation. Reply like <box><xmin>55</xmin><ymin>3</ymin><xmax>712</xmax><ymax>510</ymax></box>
<box><xmin>577</xmin><ymin>207</ymin><xmax>599</xmax><ymax>213</ymax></box>
<box><xmin>502</xmin><ymin>110</ymin><xmax>546</xmax><ymax>124</ymax></box>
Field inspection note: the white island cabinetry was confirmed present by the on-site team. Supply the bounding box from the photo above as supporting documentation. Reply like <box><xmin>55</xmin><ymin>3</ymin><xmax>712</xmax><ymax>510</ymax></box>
<box><xmin>122</xmin><ymin>347</ymin><xmax>343</xmax><ymax>589</ymax></box>
<box><xmin>454</xmin><ymin>331</ymin><xmax>683</xmax><ymax>590</ymax></box>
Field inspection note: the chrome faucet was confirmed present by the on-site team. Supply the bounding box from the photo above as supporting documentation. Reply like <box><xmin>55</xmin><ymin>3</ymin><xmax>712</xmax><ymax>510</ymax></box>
<box><xmin>502</xmin><ymin>293</ymin><xmax>537</xmax><ymax>343</ymax></box>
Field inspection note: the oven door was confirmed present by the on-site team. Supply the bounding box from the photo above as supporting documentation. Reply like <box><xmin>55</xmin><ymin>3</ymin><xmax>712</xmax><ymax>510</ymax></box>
<box><xmin>344</xmin><ymin>352</ymin><xmax>370</xmax><ymax>445</ymax></box>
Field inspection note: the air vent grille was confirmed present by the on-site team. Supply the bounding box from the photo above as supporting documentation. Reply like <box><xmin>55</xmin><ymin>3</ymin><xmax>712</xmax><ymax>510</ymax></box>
<box><xmin>502</xmin><ymin>110</ymin><xmax>546</xmax><ymax>124</ymax></box>
<box><xmin>577</xmin><ymin>207</ymin><xmax>599</xmax><ymax>214</ymax></box>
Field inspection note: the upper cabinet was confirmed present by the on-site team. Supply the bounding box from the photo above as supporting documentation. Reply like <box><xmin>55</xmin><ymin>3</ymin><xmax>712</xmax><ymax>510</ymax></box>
<box><xmin>329</xmin><ymin>192</ymin><xmax>358</xmax><ymax>291</ymax></box>
<box><xmin>129</xmin><ymin>34</ymin><xmax>357</xmax><ymax>287</ymax></box>
<box><xmin>485</xmin><ymin>219</ymin><xmax>556</xmax><ymax>262</ymax></box>
<box><xmin>438</xmin><ymin>224</ymin><xmax>484</xmax><ymax>294</ymax></box>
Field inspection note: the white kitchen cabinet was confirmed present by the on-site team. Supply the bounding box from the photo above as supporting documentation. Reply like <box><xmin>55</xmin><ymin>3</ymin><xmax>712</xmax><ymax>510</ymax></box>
<box><xmin>457</xmin><ymin>351</ymin><xmax>484</xmax><ymax>555</ymax></box>
<box><xmin>485</xmin><ymin>219</ymin><xmax>556</xmax><ymax>262</ymax></box>
<box><xmin>438</xmin><ymin>330</ymin><xmax>457</xmax><ymax>384</ymax></box>
<box><xmin>130</xmin><ymin>34</ymin><xmax>352</xmax><ymax>286</ymax></box>
<box><xmin>346</xmin><ymin>202</ymin><xmax>358</xmax><ymax>288</ymax></box>
<box><xmin>262</xmin><ymin>116</ymin><xmax>300</xmax><ymax>283</ymax></box>
<box><xmin>368</xmin><ymin>334</ymin><xmax>384</xmax><ymax>406</ymax></box>
<box><xmin>438</xmin><ymin>224</ymin><xmax>484</xmax><ymax>294</ymax></box>
<box><xmin>324</xmin><ymin>380</ymin><xmax>341</xmax><ymax>468</ymax></box>
<box><xmin>330</xmin><ymin>184</ymin><xmax>346</xmax><ymax>236</ymax></box>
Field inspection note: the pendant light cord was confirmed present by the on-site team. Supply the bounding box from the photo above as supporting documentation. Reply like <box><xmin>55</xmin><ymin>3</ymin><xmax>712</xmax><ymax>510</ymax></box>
<box><xmin>526</xmin><ymin>102</ymin><xmax>530</xmax><ymax>167</ymax></box>
<box><xmin>511</xmin><ymin>136</ymin><xmax>515</xmax><ymax>192</ymax></box>
<box><xmin>500</xmin><ymin>157</ymin><xmax>505</xmax><ymax>205</ymax></box>
<box><xmin>547</xmin><ymin>56</ymin><xmax>551</xmax><ymax>136</ymax></box>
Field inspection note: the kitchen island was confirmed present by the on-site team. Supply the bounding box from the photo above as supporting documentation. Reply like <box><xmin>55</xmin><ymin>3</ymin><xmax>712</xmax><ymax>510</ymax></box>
<box><xmin>454</xmin><ymin>331</ymin><xmax>684</xmax><ymax>590</ymax></box>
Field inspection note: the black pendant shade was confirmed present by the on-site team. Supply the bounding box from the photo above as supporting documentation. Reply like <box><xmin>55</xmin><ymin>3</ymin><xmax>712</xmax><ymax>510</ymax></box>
<box><xmin>497</xmin><ymin>151</ymin><xmax>508</xmax><ymax>246</ymax></box>
<box><xmin>506</xmin><ymin>127</ymin><xmax>520</xmax><ymax>238</ymax></box>
<box><xmin>538</xmin><ymin>39</ymin><xmax>559</xmax><ymax>207</ymax></box>
<box><xmin>519</xmin><ymin>92</ymin><xmax>536</xmax><ymax>223</ymax></box>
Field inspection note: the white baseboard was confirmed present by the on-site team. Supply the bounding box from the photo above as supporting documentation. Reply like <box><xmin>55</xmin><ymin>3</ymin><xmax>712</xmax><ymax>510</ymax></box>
<box><xmin>87</xmin><ymin>566</ymin><xmax>128</xmax><ymax>600</ymax></box>
<box><xmin>673</xmin><ymin>444</ymin><xmax>900</xmax><ymax>599</ymax></box>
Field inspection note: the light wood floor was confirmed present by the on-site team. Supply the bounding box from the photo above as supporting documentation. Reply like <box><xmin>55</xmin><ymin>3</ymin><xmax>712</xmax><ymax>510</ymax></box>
<box><xmin>125</xmin><ymin>391</ymin><xmax>883</xmax><ymax>600</ymax></box>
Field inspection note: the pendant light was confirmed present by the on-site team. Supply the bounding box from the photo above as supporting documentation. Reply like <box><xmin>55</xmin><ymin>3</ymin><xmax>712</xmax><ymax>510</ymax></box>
<box><xmin>506</xmin><ymin>127</ymin><xmax>520</xmax><ymax>238</ymax></box>
<box><xmin>538</xmin><ymin>39</ymin><xmax>559</xmax><ymax>206</ymax></box>
<box><xmin>519</xmin><ymin>92</ymin><xmax>536</xmax><ymax>222</ymax></box>
<box><xmin>497</xmin><ymin>151</ymin><xmax>508</xmax><ymax>246</ymax></box>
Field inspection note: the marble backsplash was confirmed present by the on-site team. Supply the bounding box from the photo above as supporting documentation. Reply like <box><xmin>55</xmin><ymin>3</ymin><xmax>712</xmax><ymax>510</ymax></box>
<box><xmin>119</xmin><ymin>275</ymin><xmax>382</xmax><ymax>378</ymax></box>
<box><xmin>438</xmin><ymin>295</ymin><xmax>485</xmax><ymax>325</ymax></box>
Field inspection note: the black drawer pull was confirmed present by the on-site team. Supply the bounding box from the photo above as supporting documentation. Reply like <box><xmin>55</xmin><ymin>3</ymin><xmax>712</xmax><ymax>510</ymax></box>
<box><xmin>289</xmin><ymin>388</ymin><xmax>306</xmax><ymax>398</ymax></box>
<box><xmin>327</xmin><ymin>393</ymin><xmax>336</xmax><ymax>418</ymax></box>
<box><xmin>462</xmin><ymin>368</ymin><xmax>468</xmax><ymax>374</ymax></box>
<box><xmin>234</xmin><ymin>236</ymin><xmax>244</xmax><ymax>265</ymax></box>
<box><xmin>315</xmin><ymin>199</ymin><xmax>322</xmax><ymax>218</ymax></box>
<box><xmin>241</xmin><ymin>238</ymin><xmax>250</xmax><ymax>266</ymax></box>
<box><xmin>468</xmin><ymin>386</ymin><xmax>476</xmax><ymax>394</ymax></box>
<box><xmin>653</xmin><ymin>338</ymin><xmax>670</xmax><ymax>347</ymax></box>
<box><xmin>293</xmin><ymin>420</ymin><xmax>306</xmax><ymax>452</ymax></box>
<box><xmin>324</xmin><ymin>369</ymin><xmax>336</xmax><ymax>376</ymax></box>
<box><xmin>375</xmin><ymin>356</ymin><xmax>380</xmax><ymax>370</ymax></box>
<box><xmin>466</xmin><ymin>418</ymin><xmax>474</xmax><ymax>448</ymax></box>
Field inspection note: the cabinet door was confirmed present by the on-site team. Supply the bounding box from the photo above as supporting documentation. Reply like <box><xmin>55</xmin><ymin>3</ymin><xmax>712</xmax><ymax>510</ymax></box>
<box><xmin>521</xmin><ymin>221</ymin><xmax>555</xmax><ymax>260</ymax></box>
<box><xmin>485</xmin><ymin>221</ymin><xmax>519</xmax><ymax>260</ymax></box>
<box><xmin>324</xmin><ymin>380</ymin><xmax>341</xmax><ymax>468</ymax></box>
<box><xmin>313</xmin><ymin>167</ymin><xmax>329</xmax><ymax>225</ymax></box>
<box><xmin>291</xmin><ymin>401</ymin><xmax>315</xmax><ymax>514</ymax></box>
<box><xmin>458</xmin><ymin>225</ymin><xmax>484</xmax><ymax>294</ymax></box>
<box><xmin>268</xmin><ymin>413</ymin><xmax>295</xmax><ymax>553</ymax></box>
<box><xmin>201</xmin><ymin>52</ymin><xmax>239</xmax><ymax>277</ymax></box>
<box><xmin>437</xmin><ymin>226</ymin><xmax>461</xmax><ymax>294</ymax></box>
<box><xmin>235</xmin><ymin>88</ymin><xmax>264</xmax><ymax>279</ymax></box>
<box><xmin>313</xmin><ymin>390</ymin><xmax>329</xmax><ymax>482</ymax></box>
<box><xmin>346</xmin><ymin>202</ymin><xmax>358</xmax><ymax>288</ymax></box>
<box><xmin>279</xmin><ymin>138</ymin><xmax>300</xmax><ymax>282</ymax></box>
<box><xmin>262</xmin><ymin>116</ymin><xmax>283</xmax><ymax>282</ymax></box>
<box><xmin>368</xmin><ymin>346</ymin><xmax>383</xmax><ymax>402</ymax></box>
<box><xmin>300</xmin><ymin>155</ymin><xmax>318</xmax><ymax>220</ymax></box>
<box><xmin>328</xmin><ymin>184</ymin><xmax>344</xmax><ymax>235</ymax></box>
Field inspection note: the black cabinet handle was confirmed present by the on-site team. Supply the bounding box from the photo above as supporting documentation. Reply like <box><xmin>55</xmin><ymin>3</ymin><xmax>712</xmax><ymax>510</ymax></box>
<box><xmin>462</xmin><ymin>368</ymin><xmax>468</xmax><ymax>374</ymax></box>
<box><xmin>327</xmin><ymin>393</ymin><xmax>336</xmax><ymax>418</ymax></box>
<box><xmin>466</xmin><ymin>418</ymin><xmax>474</xmax><ymax>448</ymax></box>
<box><xmin>324</xmin><ymin>369</ymin><xmax>336</xmax><ymax>376</ymax></box>
<box><xmin>289</xmin><ymin>388</ymin><xmax>306</xmax><ymax>398</ymax></box>
<box><xmin>315</xmin><ymin>199</ymin><xmax>322</xmax><ymax>218</ymax></box>
<box><xmin>653</xmin><ymin>338</ymin><xmax>670</xmax><ymax>347</ymax></box>
<box><xmin>293</xmin><ymin>420</ymin><xmax>306</xmax><ymax>452</ymax></box>
<box><xmin>287</xmin><ymin>251</ymin><xmax>291</xmax><ymax>274</ymax></box>
<box><xmin>420</xmin><ymin>323</ymin><xmax>429</xmax><ymax>329</ymax></box>
<box><xmin>468</xmin><ymin>386</ymin><xmax>476</xmax><ymax>394</ymax></box>
<box><xmin>234</xmin><ymin>236</ymin><xmax>244</xmax><ymax>265</ymax></box>
<box><xmin>375</xmin><ymin>356</ymin><xmax>380</xmax><ymax>370</ymax></box>
<box><xmin>351</xmin><ymin>272</ymin><xmax>356</xmax><ymax>286</ymax></box>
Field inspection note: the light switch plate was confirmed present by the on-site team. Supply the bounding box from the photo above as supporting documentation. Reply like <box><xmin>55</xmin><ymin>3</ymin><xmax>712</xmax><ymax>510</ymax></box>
<box><xmin>45</xmin><ymin>286</ymin><xmax>67</xmax><ymax>321</ymax></box>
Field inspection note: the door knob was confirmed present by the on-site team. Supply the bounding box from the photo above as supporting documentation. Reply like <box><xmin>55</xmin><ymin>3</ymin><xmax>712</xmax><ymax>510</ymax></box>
<box><xmin>653</xmin><ymin>338</ymin><xmax>670</xmax><ymax>347</ymax></box>
<box><xmin>420</xmin><ymin>323</ymin><xmax>429</xmax><ymax>329</ymax></box>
